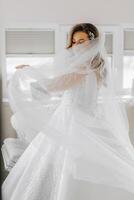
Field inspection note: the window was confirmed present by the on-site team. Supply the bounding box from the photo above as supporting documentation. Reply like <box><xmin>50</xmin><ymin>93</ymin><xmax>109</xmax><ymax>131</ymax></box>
<box><xmin>123</xmin><ymin>29</ymin><xmax>134</xmax><ymax>93</ymax></box>
<box><xmin>6</xmin><ymin>29</ymin><xmax>55</xmax><ymax>83</ymax></box>
<box><xmin>123</xmin><ymin>56</ymin><xmax>134</xmax><ymax>89</ymax></box>
<box><xmin>104</xmin><ymin>32</ymin><xmax>113</xmax><ymax>68</ymax></box>
<box><xmin>6</xmin><ymin>56</ymin><xmax>54</xmax><ymax>83</ymax></box>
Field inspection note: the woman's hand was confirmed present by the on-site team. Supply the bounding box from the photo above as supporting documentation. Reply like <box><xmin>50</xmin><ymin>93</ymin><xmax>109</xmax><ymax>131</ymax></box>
<box><xmin>15</xmin><ymin>64</ymin><xmax>30</xmax><ymax>69</ymax></box>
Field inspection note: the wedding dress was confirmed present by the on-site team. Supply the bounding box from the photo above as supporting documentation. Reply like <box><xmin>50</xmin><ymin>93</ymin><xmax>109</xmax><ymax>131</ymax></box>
<box><xmin>2</xmin><ymin>33</ymin><xmax>134</xmax><ymax>200</ymax></box>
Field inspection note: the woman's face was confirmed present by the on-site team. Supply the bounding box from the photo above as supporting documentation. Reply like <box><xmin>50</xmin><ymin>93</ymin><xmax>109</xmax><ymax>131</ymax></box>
<box><xmin>72</xmin><ymin>31</ymin><xmax>90</xmax><ymax>47</ymax></box>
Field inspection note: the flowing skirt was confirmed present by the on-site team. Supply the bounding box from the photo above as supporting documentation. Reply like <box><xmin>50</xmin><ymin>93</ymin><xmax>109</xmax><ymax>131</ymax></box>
<box><xmin>2</xmin><ymin>101</ymin><xmax>134</xmax><ymax>200</ymax></box>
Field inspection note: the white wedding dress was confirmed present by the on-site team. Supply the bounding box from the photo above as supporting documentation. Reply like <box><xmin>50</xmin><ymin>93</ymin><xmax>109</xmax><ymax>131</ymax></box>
<box><xmin>2</xmin><ymin>37</ymin><xmax>134</xmax><ymax>200</ymax></box>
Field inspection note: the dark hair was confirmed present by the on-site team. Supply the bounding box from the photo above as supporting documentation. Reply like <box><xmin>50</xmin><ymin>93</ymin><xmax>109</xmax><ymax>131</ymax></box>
<box><xmin>67</xmin><ymin>23</ymin><xmax>99</xmax><ymax>49</ymax></box>
<box><xmin>67</xmin><ymin>23</ymin><xmax>106</xmax><ymax>87</ymax></box>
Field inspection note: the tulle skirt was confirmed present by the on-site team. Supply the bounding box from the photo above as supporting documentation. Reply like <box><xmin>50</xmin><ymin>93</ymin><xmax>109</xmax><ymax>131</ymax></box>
<box><xmin>2</xmin><ymin>101</ymin><xmax>134</xmax><ymax>200</ymax></box>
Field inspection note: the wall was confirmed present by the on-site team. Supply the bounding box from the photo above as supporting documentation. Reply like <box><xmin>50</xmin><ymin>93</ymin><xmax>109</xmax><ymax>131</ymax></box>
<box><xmin>1</xmin><ymin>0</ymin><xmax>134</xmax><ymax>25</ymax></box>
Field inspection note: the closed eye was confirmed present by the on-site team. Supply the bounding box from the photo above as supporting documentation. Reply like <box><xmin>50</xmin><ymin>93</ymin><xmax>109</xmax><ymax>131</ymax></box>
<box><xmin>72</xmin><ymin>39</ymin><xmax>85</xmax><ymax>44</ymax></box>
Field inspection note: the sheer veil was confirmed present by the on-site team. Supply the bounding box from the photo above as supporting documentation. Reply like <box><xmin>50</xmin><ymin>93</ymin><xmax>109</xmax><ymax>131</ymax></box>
<box><xmin>7</xmin><ymin>30</ymin><xmax>134</xmax><ymax>194</ymax></box>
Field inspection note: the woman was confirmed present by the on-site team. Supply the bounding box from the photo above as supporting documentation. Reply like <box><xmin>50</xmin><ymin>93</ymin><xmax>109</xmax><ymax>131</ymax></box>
<box><xmin>2</xmin><ymin>23</ymin><xmax>134</xmax><ymax>200</ymax></box>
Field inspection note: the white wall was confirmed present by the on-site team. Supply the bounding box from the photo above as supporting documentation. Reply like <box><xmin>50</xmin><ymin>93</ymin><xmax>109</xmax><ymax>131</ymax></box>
<box><xmin>1</xmin><ymin>103</ymin><xmax>17</xmax><ymax>140</ymax></box>
<box><xmin>1</xmin><ymin>0</ymin><xmax>134</xmax><ymax>25</ymax></box>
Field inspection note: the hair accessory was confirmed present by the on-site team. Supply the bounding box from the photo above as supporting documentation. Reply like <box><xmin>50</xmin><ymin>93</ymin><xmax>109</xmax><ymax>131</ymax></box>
<box><xmin>88</xmin><ymin>31</ymin><xmax>95</xmax><ymax>40</ymax></box>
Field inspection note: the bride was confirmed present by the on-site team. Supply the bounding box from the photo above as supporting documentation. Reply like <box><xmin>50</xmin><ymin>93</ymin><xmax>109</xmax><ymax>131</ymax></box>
<box><xmin>2</xmin><ymin>23</ymin><xmax>134</xmax><ymax>200</ymax></box>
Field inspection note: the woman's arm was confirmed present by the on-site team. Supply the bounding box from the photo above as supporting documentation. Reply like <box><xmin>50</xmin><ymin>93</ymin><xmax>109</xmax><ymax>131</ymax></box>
<box><xmin>46</xmin><ymin>72</ymin><xmax>86</xmax><ymax>92</ymax></box>
<box><xmin>15</xmin><ymin>64</ymin><xmax>88</xmax><ymax>93</ymax></box>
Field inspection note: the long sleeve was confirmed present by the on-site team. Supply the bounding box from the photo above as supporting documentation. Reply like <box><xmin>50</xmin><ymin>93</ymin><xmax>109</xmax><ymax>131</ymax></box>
<box><xmin>41</xmin><ymin>56</ymin><xmax>104</xmax><ymax>93</ymax></box>
<box><xmin>44</xmin><ymin>72</ymin><xmax>86</xmax><ymax>92</ymax></box>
